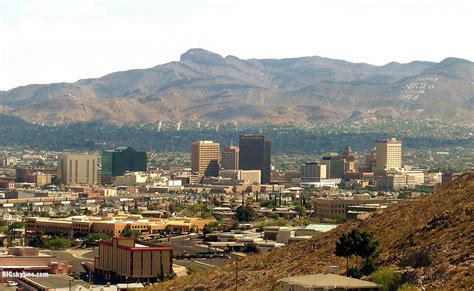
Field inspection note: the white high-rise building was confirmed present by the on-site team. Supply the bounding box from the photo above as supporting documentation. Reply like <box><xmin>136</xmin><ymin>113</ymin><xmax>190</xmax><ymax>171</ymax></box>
<box><xmin>375</xmin><ymin>138</ymin><xmax>402</xmax><ymax>173</ymax></box>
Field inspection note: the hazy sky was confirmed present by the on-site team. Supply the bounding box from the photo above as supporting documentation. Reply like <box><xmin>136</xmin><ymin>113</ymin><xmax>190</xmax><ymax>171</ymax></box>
<box><xmin>1</xmin><ymin>0</ymin><xmax>473</xmax><ymax>90</ymax></box>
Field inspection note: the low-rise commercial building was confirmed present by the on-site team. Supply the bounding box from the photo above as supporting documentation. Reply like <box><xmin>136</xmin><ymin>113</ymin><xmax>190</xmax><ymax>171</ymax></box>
<box><xmin>95</xmin><ymin>237</ymin><xmax>172</xmax><ymax>282</ymax></box>
<box><xmin>377</xmin><ymin>174</ymin><xmax>416</xmax><ymax>190</ymax></box>
<box><xmin>313</xmin><ymin>198</ymin><xmax>394</xmax><ymax>219</ymax></box>
<box><xmin>220</xmin><ymin>169</ymin><xmax>261</xmax><ymax>184</ymax></box>
<box><xmin>113</xmin><ymin>172</ymin><xmax>148</xmax><ymax>186</ymax></box>
<box><xmin>25</xmin><ymin>216</ymin><xmax>213</xmax><ymax>239</ymax></box>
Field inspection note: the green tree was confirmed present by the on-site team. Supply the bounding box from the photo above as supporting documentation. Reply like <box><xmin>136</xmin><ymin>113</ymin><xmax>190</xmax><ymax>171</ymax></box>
<box><xmin>45</xmin><ymin>237</ymin><xmax>71</xmax><ymax>249</ymax></box>
<box><xmin>334</xmin><ymin>229</ymin><xmax>380</xmax><ymax>276</ymax></box>
<box><xmin>121</xmin><ymin>230</ymin><xmax>141</xmax><ymax>238</ymax></box>
<box><xmin>7</xmin><ymin>221</ymin><xmax>25</xmax><ymax>243</ymax></box>
<box><xmin>28</xmin><ymin>237</ymin><xmax>44</xmax><ymax>248</ymax></box>
<box><xmin>356</xmin><ymin>231</ymin><xmax>380</xmax><ymax>274</ymax></box>
<box><xmin>334</xmin><ymin>232</ymin><xmax>354</xmax><ymax>275</ymax></box>
<box><xmin>294</xmin><ymin>205</ymin><xmax>307</xmax><ymax>217</ymax></box>
<box><xmin>8</xmin><ymin>221</ymin><xmax>25</xmax><ymax>231</ymax></box>
<box><xmin>260</xmin><ymin>200</ymin><xmax>276</xmax><ymax>208</ymax></box>
<box><xmin>83</xmin><ymin>232</ymin><xmax>110</xmax><ymax>246</ymax></box>
<box><xmin>235</xmin><ymin>206</ymin><xmax>256</xmax><ymax>222</ymax></box>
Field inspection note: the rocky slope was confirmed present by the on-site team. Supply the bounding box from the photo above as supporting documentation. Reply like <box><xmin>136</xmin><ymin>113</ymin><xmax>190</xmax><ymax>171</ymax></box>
<box><xmin>158</xmin><ymin>172</ymin><xmax>474</xmax><ymax>290</ymax></box>
<box><xmin>1</xmin><ymin>49</ymin><xmax>473</xmax><ymax>125</ymax></box>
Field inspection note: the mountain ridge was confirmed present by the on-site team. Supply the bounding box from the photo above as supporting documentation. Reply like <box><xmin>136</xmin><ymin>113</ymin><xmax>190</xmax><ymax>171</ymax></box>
<box><xmin>1</xmin><ymin>49</ymin><xmax>473</xmax><ymax>126</ymax></box>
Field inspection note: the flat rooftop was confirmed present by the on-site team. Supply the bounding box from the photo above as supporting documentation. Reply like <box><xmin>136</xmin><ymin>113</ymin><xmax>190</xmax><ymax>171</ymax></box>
<box><xmin>22</xmin><ymin>275</ymin><xmax>89</xmax><ymax>289</ymax></box>
<box><xmin>278</xmin><ymin>273</ymin><xmax>379</xmax><ymax>288</ymax></box>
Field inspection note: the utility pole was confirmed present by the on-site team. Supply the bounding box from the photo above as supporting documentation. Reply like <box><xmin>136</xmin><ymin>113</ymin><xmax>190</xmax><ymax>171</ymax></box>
<box><xmin>235</xmin><ymin>257</ymin><xmax>238</xmax><ymax>291</ymax></box>
<box><xmin>279</xmin><ymin>189</ymin><xmax>282</xmax><ymax>206</ymax></box>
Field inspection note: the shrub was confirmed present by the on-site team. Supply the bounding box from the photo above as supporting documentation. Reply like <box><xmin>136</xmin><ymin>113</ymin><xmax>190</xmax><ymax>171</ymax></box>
<box><xmin>270</xmin><ymin>213</ymin><xmax>280</xmax><ymax>220</ymax></box>
<box><xmin>213</xmin><ymin>213</ymin><xmax>223</xmax><ymax>221</ymax></box>
<box><xmin>186</xmin><ymin>263</ymin><xmax>199</xmax><ymax>274</ymax></box>
<box><xmin>397</xmin><ymin>283</ymin><xmax>419</xmax><ymax>291</ymax></box>
<box><xmin>322</xmin><ymin>218</ymin><xmax>337</xmax><ymax>223</ymax></box>
<box><xmin>370</xmin><ymin>267</ymin><xmax>402</xmax><ymax>291</ymax></box>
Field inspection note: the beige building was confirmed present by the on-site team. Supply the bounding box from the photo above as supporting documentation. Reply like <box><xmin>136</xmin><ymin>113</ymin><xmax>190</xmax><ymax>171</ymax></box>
<box><xmin>95</xmin><ymin>237</ymin><xmax>172</xmax><ymax>282</ymax></box>
<box><xmin>402</xmin><ymin>170</ymin><xmax>425</xmax><ymax>185</ymax></box>
<box><xmin>26</xmin><ymin>172</ymin><xmax>52</xmax><ymax>186</ymax></box>
<box><xmin>57</xmin><ymin>153</ymin><xmax>98</xmax><ymax>185</ymax></box>
<box><xmin>191</xmin><ymin>141</ymin><xmax>220</xmax><ymax>178</ymax></box>
<box><xmin>220</xmin><ymin>169</ymin><xmax>261</xmax><ymax>184</ymax></box>
<box><xmin>222</xmin><ymin>146</ymin><xmax>239</xmax><ymax>170</ymax></box>
<box><xmin>25</xmin><ymin>216</ymin><xmax>213</xmax><ymax>238</ymax></box>
<box><xmin>113</xmin><ymin>172</ymin><xmax>148</xmax><ymax>186</ymax></box>
<box><xmin>377</xmin><ymin>174</ymin><xmax>417</xmax><ymax>190</ymax></box>
<box><xmin>375</xmin><ymin>138</ymin><xmax>402</xmax><ymax>173</ymax></box>
<box><xmin>313</xmin><ymin>197</ymin><xmax>391</xmax><ymax>219</ymax></box>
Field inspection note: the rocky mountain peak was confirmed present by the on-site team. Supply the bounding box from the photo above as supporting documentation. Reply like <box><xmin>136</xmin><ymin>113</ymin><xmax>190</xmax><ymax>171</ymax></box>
<box><xmin>180</xmin><ymin>48</ymin><xmax>227</xmax><ymax>66</ymax></box>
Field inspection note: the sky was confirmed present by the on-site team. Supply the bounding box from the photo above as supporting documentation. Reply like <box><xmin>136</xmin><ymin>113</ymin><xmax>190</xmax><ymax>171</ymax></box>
<box><xmin>0</xmin><ymin>0</ymin><xmax>473</xmax><ymax>90</ymax></box>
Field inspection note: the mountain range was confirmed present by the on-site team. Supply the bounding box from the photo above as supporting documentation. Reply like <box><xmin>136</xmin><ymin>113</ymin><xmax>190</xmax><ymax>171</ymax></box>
<box><xmin>1</xmin><ymin>49</ymin><xmax>473</xmax><ymax>125</ymax></box>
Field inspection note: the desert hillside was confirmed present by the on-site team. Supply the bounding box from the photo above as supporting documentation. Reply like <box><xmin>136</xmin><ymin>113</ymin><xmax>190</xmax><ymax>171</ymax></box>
<box><xmin>158</xmin><ymin>172</ymin><xmax>474</xmax><ymax>290</ymax></box>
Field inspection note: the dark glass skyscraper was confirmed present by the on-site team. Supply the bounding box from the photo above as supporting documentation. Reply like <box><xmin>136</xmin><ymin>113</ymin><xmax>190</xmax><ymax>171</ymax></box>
<box><xmin>239</xmin><ymin>135</ymin><xmax>271</xmax><ymax>184</ymax></box>
<box><xmin>101</xmin><ymin>147</ymin><xmax>147</xmax><ymax>179</ymax></box>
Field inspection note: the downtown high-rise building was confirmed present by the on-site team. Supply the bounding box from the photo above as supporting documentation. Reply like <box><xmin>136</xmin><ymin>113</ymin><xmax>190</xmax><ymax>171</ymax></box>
<box><xmin>320</xmin><ymin>155</ymin><xmax>346</xmax><ymax>179</ymax></box>
<box><xmin>239</xmin><ymin>135</ymin><xmax>271</xmax><ymax>184</ymax></box>
<box><xmin>221</xmin><ymin>146</ymin><xmax>239</xmax><ymax>170</ymax></box>
<box><xmin>57</xmin><ymin>153</ymin><xmax>98</xmax><ymax>185</ymax></box>
<box><xmin>191</xmin><ymin>141</ymin><xmax>220</xmax><ymax>177</ymax></box>
<box><xmin>374</xmin><ymin>138</ymin><xmax>402</xmax><ymax>173</ymax></box>
<box><xmin>102</xmin><ymin>146</ymin><xmax>147</xmax><ymax>179</ymax></box>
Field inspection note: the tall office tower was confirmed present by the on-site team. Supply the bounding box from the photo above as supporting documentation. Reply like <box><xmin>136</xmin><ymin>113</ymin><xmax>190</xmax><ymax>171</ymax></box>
<box><xmin>102</xmin><ymin>147</ymin><xmax>147</xmax><ymax>180</ymax></box>
<box><xmin>191</xmin><ymin>141</ymin><xmax>220</xmax><ymax>177</ymax></box>
<box><xmin>320</xmin><ymin>155</ymin><xmax>346</xmax><ymax>179</ymax></box>
<box><xmin>222</xmin><ymin>146</ymin><xmax>239</xmax><ymax>170</ymax></box>
<box><xmin>239</xmin><ymin>135</ymin><xmax>271</xmax><ymax>184</ymax></box>
<box><xmin>57</xmin><ymin>153</ymin><xmax>98</xmax><ymax>185</ymax></box>
<box><xmin>300</xmin><ymin>162</ymin><xmax>327</xmax><ymax>183</ymax></box>
<box><xmin>341</xmin><ymin>146</ymin><xmax>357</xmax><ymax>172</ymax></box>
<box><xmin>363</xmin><ymin>147</ymin><xmax>377</xmax><ymax>173</ymax></box>
<box><xmin>375</xmin><ymin>138</ymin><xmax>402</xmax><ymax>173</ymax></box>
